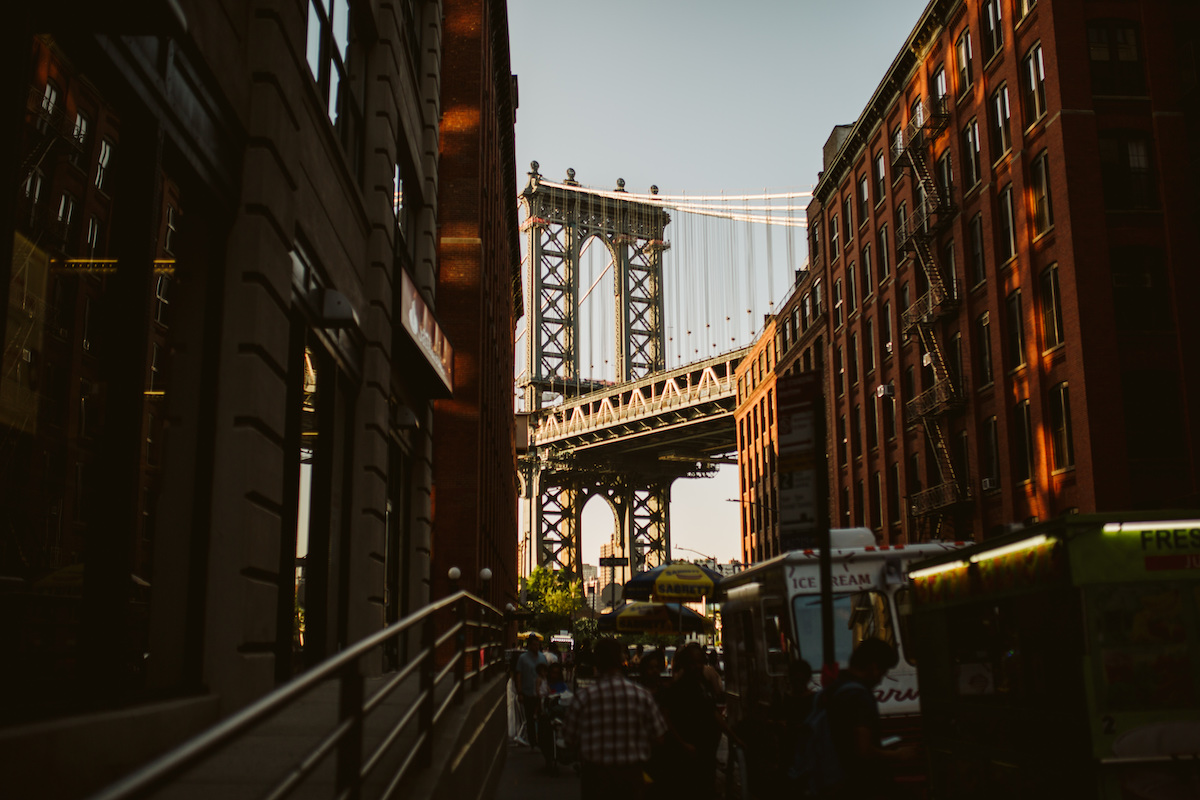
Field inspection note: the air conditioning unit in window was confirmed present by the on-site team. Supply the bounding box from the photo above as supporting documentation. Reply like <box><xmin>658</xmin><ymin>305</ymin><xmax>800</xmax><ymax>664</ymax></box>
<box><xmin>981</xmin><ymin>477</ymin><xmax>999</xmax><ymax>491</ymax></box>
<box><xmin>876</xmin><ymin>384</ymin><xmax>895</xmax><ymax>398</ymax></box>
<box><xmin>884</xmin><ymin>341</ymin><xmax>894</xmax><ymax>354</ymax></box>
<box><xmin>922</xmin><ymin>353</ymin><xmax>933</xmax><ymax>367</ymax></box>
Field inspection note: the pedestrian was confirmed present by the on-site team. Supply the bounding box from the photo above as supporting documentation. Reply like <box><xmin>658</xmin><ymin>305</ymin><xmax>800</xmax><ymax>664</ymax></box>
<box><xmin>547</xmin><ymin>662</ymin><xmax>569</xmax><ymax>695</ymax></box>
<box><xmin>545</xmin><ymin>640</ymin><xmax>560</xmax><ymax>665</ymax></box>
<box><xmin>825</xmin><ymin>638</ymin><xmax>919</xmax><ymax>799</ymax></box>
<box><xmin>562</xmin><ymin>637</ymin><xmax>667</xmax><ymax>800</ymax></box>
<box><xmin>515</xmin><ymin>634</ymin><xmax>547</xmax><ymax>747</ymax></box>
<box><xmin>659</xmin><ymin>642</ymin><xmax>737</xmax><ymax>800</ymax></box>
<box><xmin>630</xmin><ymin>643</ymin><xmax>644</xmax><ymax>669</ymax></box>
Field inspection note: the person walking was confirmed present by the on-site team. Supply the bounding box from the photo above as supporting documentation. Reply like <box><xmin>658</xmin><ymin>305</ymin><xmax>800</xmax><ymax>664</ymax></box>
<box><xmin>825</xmin><ymin>638</ymin><xmax>918</xmax><ymax>799</ymax></box>
<box><xmin>659</xmin><ymin>642</ymin><xmax>733</xmax><ymax>800</ymax></box>
<box><xmin>515</xmin><ymin>635</ymin><xmax>547</xmax><ymax>747</ymax></box>
<box><xmin>562</xmin><ymin>637</ymin><xmax>667</xmax><ymax>800</ymax></box>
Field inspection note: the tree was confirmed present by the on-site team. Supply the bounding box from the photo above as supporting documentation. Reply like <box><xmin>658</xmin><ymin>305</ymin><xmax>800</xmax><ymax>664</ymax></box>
<box><xmin>521</xmin><ymin>566</ymin><xmax>584</xmax><ymax>634</ymax></box>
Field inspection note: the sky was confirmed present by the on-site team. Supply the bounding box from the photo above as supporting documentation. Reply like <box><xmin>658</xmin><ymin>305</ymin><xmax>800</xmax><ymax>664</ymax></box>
<box><xmin>509</xmin><ymin>0</ymin><xmax>933</xmax><ymax>567</ymax></box>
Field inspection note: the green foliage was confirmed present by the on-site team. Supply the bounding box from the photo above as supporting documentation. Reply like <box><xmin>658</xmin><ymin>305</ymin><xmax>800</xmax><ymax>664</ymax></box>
<box><xmin>521</xmin><ymin>566</ymin><xmax>584</xmax><ymax>634</ymax></box>
<box><xmin>571</xmin><ymin>617</ymin><xmax>598</xmax><ymax>645</ymax></box>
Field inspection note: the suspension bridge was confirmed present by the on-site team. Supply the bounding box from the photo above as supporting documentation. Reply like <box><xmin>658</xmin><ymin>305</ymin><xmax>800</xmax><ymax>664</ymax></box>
<box><xmin>516</xmin><ymin>162</ymin><xmax>810</xmax><ymax>581</ymax></box>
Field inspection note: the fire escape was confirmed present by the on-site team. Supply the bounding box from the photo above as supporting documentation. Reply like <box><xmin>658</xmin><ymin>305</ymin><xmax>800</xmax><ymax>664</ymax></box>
<box><xmin>892</xmin><ymin>97</ymin><xmax>971</xmax><ymax>537</ymax></box>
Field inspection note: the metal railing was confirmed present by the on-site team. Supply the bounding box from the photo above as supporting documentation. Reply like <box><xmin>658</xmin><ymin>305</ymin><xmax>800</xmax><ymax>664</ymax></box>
<box><xmin>911</xmin><ymin>481</ymin><xmax>970</xmax><ymax>515</ymax></box>
<box><xmin>905</xmin><ymin>378</ymin><xmax>962</xmax><ymax>421</ymax></box>
<box><xmin>91</xmin><ymin>591</ymin><xmax>505</xmax><ymax>800</ymax></box>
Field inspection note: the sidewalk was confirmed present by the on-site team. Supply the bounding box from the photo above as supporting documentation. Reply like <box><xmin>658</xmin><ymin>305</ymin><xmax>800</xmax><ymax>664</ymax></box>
<box><xmin>492</xmin><ymin>740</ymin><xmax>579</xmax><ymax>800</ymax></box>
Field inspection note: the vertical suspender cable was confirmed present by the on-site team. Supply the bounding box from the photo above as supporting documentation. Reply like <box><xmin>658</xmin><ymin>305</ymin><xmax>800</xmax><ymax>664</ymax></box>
<box><xmin>764</xmin><ymin>187</ymin><xmax>775</xmax><ymax>313</ymax></box>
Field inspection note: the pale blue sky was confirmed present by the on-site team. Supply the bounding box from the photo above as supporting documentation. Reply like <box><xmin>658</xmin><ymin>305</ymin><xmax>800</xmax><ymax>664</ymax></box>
<box><xmin>510</xmin><ymin>0</ymin><xmax>932</xmax><ymax>565</ymax></box>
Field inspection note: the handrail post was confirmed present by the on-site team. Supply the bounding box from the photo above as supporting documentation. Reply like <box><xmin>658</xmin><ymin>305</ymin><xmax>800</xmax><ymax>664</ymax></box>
<box><xmin>472</xmin><ymin>599</ymin><xmax>483</xmax><ymax>691</ymax></box>
<box><xmin>454</xmin><ymin>594</ymin><xmax>467</xmax><ymax>704</ymax></box>
<box><xmin>337</xmin><ymin>661</ymin><xmax>365</xmax><ymax>800</ymax></box>
<box><xmin>418</xmin><ymin>613</ymin><xmax>436</xmax><ymax>768</ymax></box>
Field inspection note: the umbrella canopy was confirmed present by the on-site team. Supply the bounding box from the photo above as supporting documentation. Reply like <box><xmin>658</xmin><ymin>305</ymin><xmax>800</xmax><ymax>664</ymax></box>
<box><xmin>597</xmin><ymin>602</ymin><xmax>712</xmax><ymax>634</ymax></box>
<box><xmin>622</xmin><ymin>562</ymin><xmax>722</xmax><ymax>602</ymax></box>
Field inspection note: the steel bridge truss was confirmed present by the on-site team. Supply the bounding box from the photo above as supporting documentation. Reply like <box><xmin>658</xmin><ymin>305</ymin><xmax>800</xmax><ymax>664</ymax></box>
<box><xmin>520</xmin><ymin>164</ymin><xmax>671</xmax><ymax>406</ymax></box>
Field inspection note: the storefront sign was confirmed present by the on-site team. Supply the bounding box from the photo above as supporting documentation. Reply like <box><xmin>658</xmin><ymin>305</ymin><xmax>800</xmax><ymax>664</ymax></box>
<box><xmin>399</xmin><ymin>269</ymin><xmax>453</xmax><ymax>392</ymax></box>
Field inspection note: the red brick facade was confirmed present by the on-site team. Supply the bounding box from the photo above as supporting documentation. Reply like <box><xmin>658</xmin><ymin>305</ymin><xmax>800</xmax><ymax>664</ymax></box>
<box><xmin>432</xmin><ymin>0</ymin><xmax>521</xmax><ymax>609</ymax></box>
<box><xmin>808</xmin><ymin>0</ymin><xmax>1200</xmax><ymax>543</ymax></box>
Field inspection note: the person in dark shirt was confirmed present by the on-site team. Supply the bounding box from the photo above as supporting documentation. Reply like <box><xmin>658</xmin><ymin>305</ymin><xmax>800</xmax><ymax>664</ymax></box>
<box><xmin>660</xmin><ymin>643</ymin><xmax>738</xmax><ymax>800</ymax></box>
<box><xmin>826</xmin><ymin>638</ymin><xmax>918</xmax><ymax>798</ymax></box>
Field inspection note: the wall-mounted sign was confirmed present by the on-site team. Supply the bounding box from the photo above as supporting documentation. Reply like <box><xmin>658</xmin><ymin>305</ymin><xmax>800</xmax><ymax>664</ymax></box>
<box><xmin>399</xmin><ymin>269</ymin><xmax>453</xmax><ymax>392</ymax></box>
<box><xmin>777</xmin><ymin>370</ymin><xmax>823</xmax><ymax>552</ymax></box>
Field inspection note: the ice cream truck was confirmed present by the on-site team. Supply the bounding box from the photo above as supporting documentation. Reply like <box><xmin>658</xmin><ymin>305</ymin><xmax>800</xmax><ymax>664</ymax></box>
<box><xmin>719</xmin><ymin>528</ymin><xmax>967</xmax><ymax>726</ymax></box>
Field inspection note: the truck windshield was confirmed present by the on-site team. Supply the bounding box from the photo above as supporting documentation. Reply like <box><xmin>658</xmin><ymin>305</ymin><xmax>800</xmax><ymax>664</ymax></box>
<box><xmin>793</xmin><ymin>590</ymin><xmax>895</xmax><ymax>667</ymax></box>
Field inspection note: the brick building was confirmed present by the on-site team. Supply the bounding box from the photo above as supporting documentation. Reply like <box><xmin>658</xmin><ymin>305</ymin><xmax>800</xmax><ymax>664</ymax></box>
<box><xmin>431</xmin><ymin>0</ymin><xmax>521</xmax><ymax>611</ymax></box>
<box><xmin>734</xmin><ymin>269</ymin><xmax>828</xmax><ymax>563</ymax></box>
<box><xmin>0</xmin><ymin>0</ymin><xmax>517</xmax><ymax>790</ymax></box>
<box><xmin>805</xmin><ymin>0</ymin><xmax>1200</xmax><ymax>544</ymax></box>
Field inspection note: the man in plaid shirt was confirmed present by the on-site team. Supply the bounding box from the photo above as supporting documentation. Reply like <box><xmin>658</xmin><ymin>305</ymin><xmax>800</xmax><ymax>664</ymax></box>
<box><xmin>563</xmin><ymin>637</ymin><xmax>667</xmax><ymax>799</ymax></box>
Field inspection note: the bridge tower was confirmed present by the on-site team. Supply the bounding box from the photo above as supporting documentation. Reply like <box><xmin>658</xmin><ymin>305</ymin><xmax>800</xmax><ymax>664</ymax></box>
<box><xmin>519</xmin><ymin>163</ymin><xmax>678</xmax><ymax>582</ymax></box>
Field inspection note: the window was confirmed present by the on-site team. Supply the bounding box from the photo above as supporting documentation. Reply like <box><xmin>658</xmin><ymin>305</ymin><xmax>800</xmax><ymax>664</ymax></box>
<box><xmin>874</xmin><ymin>151</ymin><xmax>887</xmax><ymax>201</ymax></box>
<box><xmin>150</xmin><ymin>343</ymin><xmax>162</xmax><ymax>391</ymax></box>
<box><xmin>164</xmin><ymin>205</ymin><xmax>178</xmax><ymax>255</ymax></box>
<box><xmin>1049</xmin><ymin>382</ymin><xmax>1074</xmax><ymax>470</ymax></box>
<box><xmin>881</xmin><ymin>303</ymin><xmax>893</xmax><ymax>356</ymax></box>
<box><xmin>86</xmin><ymin>217</ymin><xmax>101</xmax><ymax>258</ymax></box>
<box><xmin>936</xmin><ymin>151</ymin><xmax>953</xmax><ymax>206</ymax></box>
<box><xmin>975</xmin><ymin>313</ymin><xmax>993</xmax><ymax>387</ymax></box>
<box><xmin>887</xmin><ymin>463</ymin><xmax>900</xmax><ymax>522</ymax></box>
<box><xmin>956</xmin><ymin>29</ymin><xmax>974</xmax><ymax>94</ymax></box>
<box><xmin>1005</xmin><ymin>291</ymin><xmax>1026</xmax><ymax>370</ymax></box>
<box><xmin>870</xmin><ymin>471</ymin><xmax>882</xmax><ymax>527</ymax></box>
<box><xmin>895</xmin><ymin>202</ymin><xmax>908</xmax><ymax>244</ymax></box>
<box><xmin>878</xmin><ymin>225</ymin><xmax>890</xmax><ymax>280</ymax></box>
<box><xmin>847</xmin><ymin>264</ymin><xmax>857</xmax><ymax>314</ymax></box>
<box><xmin>1022</xmin><ymin>43</ymin><xmax>1048</xmax><ymax>125</ymax></box>
<box><xmin>864</xmin><ymin>317</ymin><xmax>876</xmax><ymax>373</ymax></box>
<box><xmin>838</xmin><ymin>415</ymin><xmax>848</xmax><ymax>467</ymax></box>
<box><xmin>40</xmin><ymin>81</ymin><xmax>59</xmax><ymax>116</ymax></box>
<box><xmin>942</xmin><ymin>239</ymin><xmax>958</xmax><ymax>300</ymax></box>
<box><xmin>843</xmin><ymin>196</ymin><xmax>854</xmax><ymax>242</ymax></box>
<box><xmin>155</xmin><ymin>274</ymin><xmax>171</xmax><ymax>325</ymax></box>
<box><xmin>71</xmin><ymin>112</ymin><xmax>89</xmax><ymax>167</ymax></box>
<box><xmin>95</xmin><ymin>139</ymin><xmax>113</xmax><ymax>191</ymax></box>
<box><xmin>933</xmin><ymin>66</ymin><xmax>948</xmax><ymax>106</ymax></box>
<box><xmin>836</xmin><ymin>346</ymin><xmax>845</xmax><ymax>395</ymax></box>
<box><xmin>833</xmin><ymin>279</ymin><xmax>844</xmax><ymax>327</ymax></box>
<box><xmin>891</xmin><ymin>124</ymin><xmax>904</xmax><ymax>163</ymax></box>
<box><xmin>1088</xmin><ymin>21</ymin><xmax>1145</xmax><ymax>96</ymax></box>
<box><xmin>830</xmin><ymin>212</ymin><xmax>840</xmax><ymax>257</ymax></box>
<box><xmin>989</xmin><ymin>84</ymin><xmax>1011</xmax><ymax>161</ymax></box>
<box><xmin>1031</xmin><ymin>150</ymin><xmax>1055</xmax><ymax>235</ymax></box>
<box><xmin>955</xmin><ymin>430</ymin><xmax>970</xmax><ymax>487</ymax></box>
<box><xmin>1015</xmin><ymin>0</ymin><xmax>1037</xmax><ymax>22</ymax></box>
<box><xmin>810</xmin><ymin>224</ymin><xmax>821</xmax><ymax>264</ymax></box>
<box><xmin>949</xmin><ymin>332</ymin><xmax>963</xmax><ymax>389</ymax></box>
<box><xmin>852</xmin><ymin>406</ymin><xmax>862</xmax><ymax>458</ymax></box>
<box><xmin>849</xmin><ymin>334</ymin><xmax>859</xmax><ymax>385</ymax></box>
<box><xmin>1099</xmin><ymin>131</ymin><xmax>1157</xmax><ymax>210</ymax></box>
<box><xmin>1038</xmin><ymin>263</ymin><xmax>1064</xmax><ymax>351</ymax></box>
<box><xmin>858</xmin><ymin>175</ymin><xmax>870</xmax><ymax>222</ymax></box>
<box><xmin>56</xmin><ymin>193</ymin><xmax>76</xmax><ymax>240</ymax></box>
<box><xmin>997</xmin><ymin>184</ymin><xmax>1016</xmax><ymax>263</ymax></box>
<box><xmin>883</xmin><ymin>388</ymin><xmax>896</xmax><ymax>440</ymax></box>
<box><xmin>910</xmin><ymin>95</ymin><xmax>925</xmax><ymax>129</ymax></box>
<box><xmin>1014</xmin><ymin>399</ymin><xmax>1034</xmax><ymax>483</ymax></box>
<box><xmin>961</xmin><ymin>119</ymin><xmax>981</xmax><ymax>189</ymax></box>
<box><xmin>981</xmin><ymin>0</ymin><xmax>1004</xmax><ymax>62</ymax></box>
<box><xmin>307</xmin><ymin>0</ymin><xmax>363</xmax><ymax>169</ymax></box>
<box><xmin>968</xmin><ymin>214</ymin><xmax>985</xmax><ymax>286</ymax></box>
<box><xmin>862</xmin><ymin>245</ymin><xmax>873</xmax><ymax>296</ymax></box>
<box><xmin>982</xmin><ymin>416</ymin><xmax>999</xmax><ymax>485</ymax></box>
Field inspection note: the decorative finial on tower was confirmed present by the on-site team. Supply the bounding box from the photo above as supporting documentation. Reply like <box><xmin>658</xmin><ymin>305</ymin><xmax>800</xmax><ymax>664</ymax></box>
<box><xmin>530</xmin><ymin>160</ymin><xmax>540</xmax><ymax>176</ymax></box>
<box><xmin>650</xmin><ymin>185</ymin><xmax>659</xmax><ymax>195</ymax></box>
<box><xmin>565</xmin><ymin>167</ymin><xmax>578</xmax><ymax>185</ymax></box>
<box><xmin>616</xmin><ymin>177</ymin><xmax>626</xmax><ymax>192</ymax></box>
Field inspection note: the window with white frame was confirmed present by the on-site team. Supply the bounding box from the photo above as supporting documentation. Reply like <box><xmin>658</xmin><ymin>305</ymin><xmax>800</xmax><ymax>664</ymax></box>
<box><xmin>878</xmin><ymin>224</ymin><xmax>890</xmax><ymax>279</ymax></box>
<box><xmin>155</xmin><ymin>273</ymin><xmax>171</xmax><ymax>325</ymax></box>
<box><xmin>874</xmin><ymin>150</ymin><xmax>886</xmax><ymax>202</ymax></box>
<box><xmin>961</xmin><ymin>119</ymin><xmax>981</xmax><ymax>189</ymax></box>
<box><xmin>975</xmin><ymin>312</ymin><xmax>992</xmax><ymax>387</ymax></box>
<box><xmin>833</xmin><ymin>278</ymin><xmax>844</xmax><ymax>327</ymax></box>
<box><xmin>86</xmin><ymin>216</ymin><xmax>101</xmax><ymax>257</ymax></box>
<box><xmin>1022</xmin><ymin>42</ymin><xmax>1048</xmax><ymax>125</ymax></box>
<box><xmin>843</xmin><ymin>195</ymin><xmax>853</xmax><ymax>242</ymax></box>
<box><xmin>71</xmin><ymin>112</ymin><xmax>89</xmax><ymax>166</ymax></box>
<box><xmin>1049</xmin><ymin>382</ymin><xmax>1074</xmax><ymax>470</ymax></box>
<box><xmin>1015</xmin><ymin>0</ymin><xmax>1037</xmax><ymax>22</ymax></box>
<box><xmin>1005</xmin><ymin>290</ymin><xmax>1026</xmax><ymax>370</ymax></box>
<box><xmin>95</xmin><ymin>139</ymin><xmax>113</xmax><ymax>191</ymax></box>
<box><xmin>981</xmin><ymin>0</ymin><xmax>1004</xmax><ymax>61</ymax></box>
<box><xmin>862</xmin><ymin>244</ymin><xmax>873</xmax><ymax>295</ymax></box>
<box><xmin>858</xmin><ymin>175</ymin><xmax>869</xmax><ymax>223</ymax></box>
<box><xmin>1031</xmin><ymin>150</ymin><xmax>1054</xmax><ymax>235</ymax></box>
<box><xmin>847</xmin><ymin>263</ymin><xmax>857</xmax><ymax>314</ymax></box>
<box><xmin>1040</xmin><ymin>262</ymin><xmax>1064</xmax><ymax>349</ymax></box>
<box><xmin>956</xmin><ymin>29</ymin><xmax>974</xmax><ymax>94</ymax></box>
<box><xmin>164</xmin><ymin>205</ymin><xmax>178</xmax><ymax>255</ymax></box>
<box><xmin>830</xmin><ymin>212</ymin><xmax>839</xmax><ymax>257</ymax></box>
<box><xmin>307</xmin><ymin>0</ymin><xmax>363</xmax><ymax>171</ymax></box>
<box><xmin>882</xmin><ymin>302</ymin><xmax>893</xmax><ymax>355</ymax></box>
<box><xmin>933</xmin><ymin>65</ymin><xmax>948</xmax><ymax>106</ymax></box>
<box><xmin>989</xmin><ymin>84</ymin><xmax>1012</xmax><ymax>161</ymax></box>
